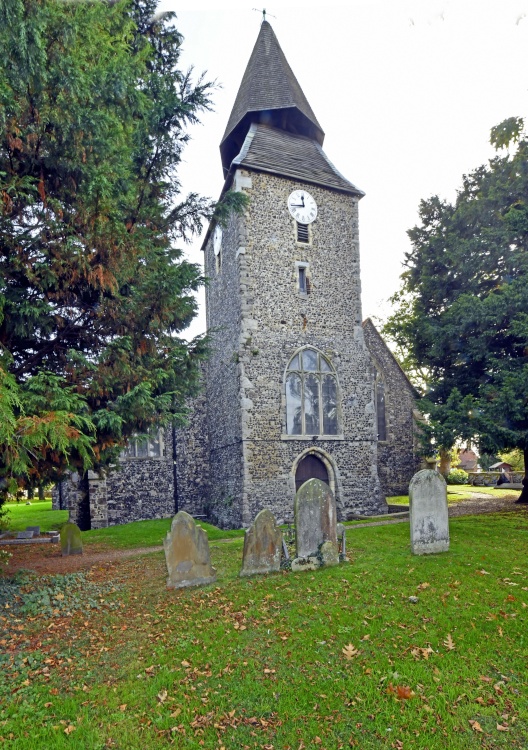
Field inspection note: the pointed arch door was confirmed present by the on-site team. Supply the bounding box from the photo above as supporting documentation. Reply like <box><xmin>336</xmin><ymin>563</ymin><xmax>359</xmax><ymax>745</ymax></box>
<box><xmin>295</xmin><ymin>453</ymin><xmax>329</xmax><ymax>493</ymax></box>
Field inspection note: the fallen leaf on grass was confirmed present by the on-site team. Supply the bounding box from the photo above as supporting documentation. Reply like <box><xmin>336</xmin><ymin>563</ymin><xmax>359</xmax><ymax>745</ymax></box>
<box><xmin>64</xmin><ymin>725</ymin><xmax>76</xmax><ymax>735</ymax></box>
<box><xmin>476</xmin><ymin>569</ymin><xmax>490</xmax><ymax>575</ymax></box>
<box><xmin>157</xmin><ymin>690</ymin><xmax>168</xmax><ymax>703</ymax></box>
<box><xmin>411</xmin><ymin>646</ymin><xmax>434</xmax><ymax>660</ymax></box>
<box><xmin>480</xmin><ymin>675</ymin><xmax>492</xmax><ymax>683</ymax></box>
<box><xmin>387</xmin><ymin>683</ymin><xmax>415</xmax><ymax>699</ymax></box>
<box><xmin>342</xmin><ymin>644</ymin><xmax>359</xmax><ymax>660</ymax></box>
<box><xmin>497</xmin><ymin>724</ymin><xmax>509</xmax><ymax>731</ymax></box>
<box><xmin>417</xmin><ymin>582</ymin><xmax>430</xmax><ymax>591</ymax></box>
<box><xmin>443</xmin><ymin>634</ymin><xmax>455</xmax><ymax>651</ymax></box>
<box><xmin>469</xmin><ymin>720</ymin><xmax>483</xmax><ymax>733</ymax></box>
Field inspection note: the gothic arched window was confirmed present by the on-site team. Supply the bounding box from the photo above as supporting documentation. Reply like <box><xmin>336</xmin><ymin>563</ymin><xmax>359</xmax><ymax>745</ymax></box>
<box><xmin>375</xmin><ymin>370</ymin><xmax>387</xmax><ymax>441</ymax></box>
<box><xmin>285</xmin><ymin>349</ymin><xmax>339</xmax><ymax>435</ymax></box>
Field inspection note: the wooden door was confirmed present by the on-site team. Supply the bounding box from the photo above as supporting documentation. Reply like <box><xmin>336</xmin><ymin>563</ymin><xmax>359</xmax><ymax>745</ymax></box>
<box><xmin>295</xmin><ymin>454</ymin><xmax>329</xmax><ymax>493</ymax></box>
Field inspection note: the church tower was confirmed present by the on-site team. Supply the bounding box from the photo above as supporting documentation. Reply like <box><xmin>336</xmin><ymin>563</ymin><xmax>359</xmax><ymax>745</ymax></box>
<box><xmin>202</xmin><ymin>20</ymin><xmax>386</xmax><ymax>527</ymax></box>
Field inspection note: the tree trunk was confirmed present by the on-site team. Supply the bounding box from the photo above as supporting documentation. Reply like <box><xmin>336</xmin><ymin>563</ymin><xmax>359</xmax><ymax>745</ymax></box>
<box><xmin>438</xmin><ymin>448</ymin><xmax>451</xmax><ymax>477</ymax></box>
<box><xmin>515</xmin><ymin>448</ymin><xmax>528</xmax><ymax>503</ymax></box>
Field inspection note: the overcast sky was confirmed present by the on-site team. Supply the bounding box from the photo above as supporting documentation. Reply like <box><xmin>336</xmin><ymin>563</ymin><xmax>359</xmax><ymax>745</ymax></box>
<box><xmin>159</xmin><ymin>0</ymin><xmax>528</xmax><ymax>339</ymax></box>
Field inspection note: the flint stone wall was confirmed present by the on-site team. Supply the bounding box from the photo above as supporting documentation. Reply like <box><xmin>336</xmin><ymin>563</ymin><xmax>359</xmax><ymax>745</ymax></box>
<box><xmin>362</xmin><ymin>318</ymin><xmax>421</xmax><ymax>497</ymax></box>
<box><xmin>53</xmin><ymin>425</ymin><xmax>207</xmax><ymax>529</ymax></box>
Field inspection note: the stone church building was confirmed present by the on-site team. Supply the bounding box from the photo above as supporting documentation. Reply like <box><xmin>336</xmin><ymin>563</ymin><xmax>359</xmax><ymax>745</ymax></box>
<box><xmin>55</xmin><ymin>21</ymin><xmax>419</xmax><ymax>530</ymax></box>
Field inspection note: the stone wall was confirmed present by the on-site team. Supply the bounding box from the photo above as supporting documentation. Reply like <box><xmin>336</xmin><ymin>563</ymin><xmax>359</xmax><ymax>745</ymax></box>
<box><xmin>174</xmin><ymin>387</ymin><xmax>210</xmax><ymax>518</ymax></box>
<box><xmin>105</xmin><ymin>432</ymin><xmax>175</xmax><ymax>526</ymax></box>
<box><xmin>362</xmin><ymin>318</ymin><xmax>421</xmax><ymax>496</ymax></box>
<box><xmin>203</xmin><ymin>169</ymin><xmax>385</xmax><ymax>526</ymax></box>
<box><xmin>53</xmin><ymin>428</ymin><xmax>178</xmax><ymax>528</ymax></box>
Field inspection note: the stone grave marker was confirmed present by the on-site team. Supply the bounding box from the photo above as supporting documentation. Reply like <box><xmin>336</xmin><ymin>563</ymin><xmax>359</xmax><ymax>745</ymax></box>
<box><xmin>17</xmin><ymin>530</ymin><xmax>34</xmax><ymax>539</ymax></box>
<box><xmin>293</xmin><ymin>478</ymin><xmax>338</xmax><ymax>570</ymax></box>
<box><xmin>240</xmin><ymin>509</ymin><xmax>283</xmax><ymax>577</ymax></box>
<box><xmin>409</xmin><ymin>468</ymin><xmax>449</xmax><ymax>555</ymax></box>
<box><xmin>26</xmin><ymin>526</ymin><xmax>40</xmax><ymax>536</ymax></box>
<box><xmin>164</xmin><ymin>511</ymin><xmax>216</xmax><ymax>589</ymax></box>
<box><xmin>60</xmin><ymin>522</ymin><xmax>83</xmax><ymax>556</ymax></box>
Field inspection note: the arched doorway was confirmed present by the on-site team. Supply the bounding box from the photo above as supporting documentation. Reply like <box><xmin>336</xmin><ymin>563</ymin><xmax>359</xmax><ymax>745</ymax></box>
<box><xmin>295</xmin><ymin>453</ymin><xmax>329</xmax><ymax>493</ymax></box>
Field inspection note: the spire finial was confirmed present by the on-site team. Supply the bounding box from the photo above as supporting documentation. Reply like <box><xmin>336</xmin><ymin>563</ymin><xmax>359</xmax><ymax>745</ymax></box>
<box><xmin>253</xmin><ymin>8</ymin><xmax>275</xmax><ymax>23</ymax></box>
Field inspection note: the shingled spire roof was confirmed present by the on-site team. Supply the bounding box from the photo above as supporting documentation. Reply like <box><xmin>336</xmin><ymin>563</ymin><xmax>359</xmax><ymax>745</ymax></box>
<box><xmin>220</xmin><ymin>20</ymin><xmax>325</xmax><ymax>175</ymax></box>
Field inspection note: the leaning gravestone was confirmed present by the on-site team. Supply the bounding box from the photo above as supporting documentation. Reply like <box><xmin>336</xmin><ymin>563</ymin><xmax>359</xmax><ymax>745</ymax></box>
<box><xmin>409</xmin><ymin>467</ymin><xmax>449</xmax><ymax>555</ymax></box>
<box><xmin>240</xmin><ymin>509</ymin><xmax>282</xmax><ymax>577</ymax></box>
<box><xmin>164</xmin><ymin>511</ymin><xmax>216</xmax><ymax>589</ymax></box>
<box><xmin>292</xmin><ymin>478</ymin><xmax>338</xmax><ymax>571</ymax></box>
<box><xmin>60</xmin><ymin>522</ymin><xmax>83</xmax><ymax>556</ymax></box>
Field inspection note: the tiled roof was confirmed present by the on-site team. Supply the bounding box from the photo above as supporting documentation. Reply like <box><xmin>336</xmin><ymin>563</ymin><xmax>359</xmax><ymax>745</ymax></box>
<box><xmin>232</xmin><ymin>124</ymin><xmax>364</xmax><ymax>196</ymax></box>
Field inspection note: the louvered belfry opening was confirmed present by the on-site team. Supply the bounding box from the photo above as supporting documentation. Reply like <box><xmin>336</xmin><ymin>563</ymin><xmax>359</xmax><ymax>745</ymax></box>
<box><xmin>296</xmin><ymin>222</ymin><xmax>309</xmax><ymax>243</ymax></box>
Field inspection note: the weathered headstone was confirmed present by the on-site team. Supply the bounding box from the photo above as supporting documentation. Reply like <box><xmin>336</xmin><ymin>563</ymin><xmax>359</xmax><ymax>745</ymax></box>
<box><xmin>409</xmin><ymin>468</ymin><xmax>449</xmax><ymax>555</ymax></box>
<box><xmin>60</xmin><ymin>522</ymin><xmax>83</xmax><ymax>556</ymax></box>
<box><xmin>164</xmin><ymin>511</ymin><xmax>216</xmax><ymax>589</ymax></box>
<box><xmin>320</xmin><ymin>540</ymin><xmax>339</xmax><ymax>567</ymax></box>
<box><xmin>26</xmin><ymin>526</ymin><xmax>40</xmax><ymax>536</ymax></box>
<box><xmin>293</xmin><ymin>478</ymin><xmax>338</xmax><ymax>569</ymax></box>
<box><xmin>17</xmin><ymin>530</ymin><xmax>34</xmax><ymax>539</ymax></box>
<box><xmin>240</xmin><ymin>509</ymin><xmax>282</xmax><ymax>577</ymax></box>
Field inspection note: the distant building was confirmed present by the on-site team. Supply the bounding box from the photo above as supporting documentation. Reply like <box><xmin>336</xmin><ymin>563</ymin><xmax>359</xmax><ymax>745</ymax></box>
<box><xmin>458</xmin><ymin>449</ymin><xmax>478</xmax><ymax>472</ymax></box>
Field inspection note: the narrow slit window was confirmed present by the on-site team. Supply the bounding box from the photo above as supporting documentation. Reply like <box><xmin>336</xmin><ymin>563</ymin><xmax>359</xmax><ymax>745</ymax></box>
<box><xmin>298</xmin><ymin>266</ymin><xmax>307</xmax><ymax>294</ymax></box>
<box><xmin>297</xmin><ymin>222</ymin><xmax>309</xmax><ymax>243</ymax></box>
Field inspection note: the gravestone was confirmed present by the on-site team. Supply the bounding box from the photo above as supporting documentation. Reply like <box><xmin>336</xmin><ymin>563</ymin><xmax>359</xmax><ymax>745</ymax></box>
<box><xmin>17</xmin><ymin>530</ymin><xmax>34</xmax><ymax>539</ymax></box>
<box><xmin>240</xmin><ymin>509</ymin><xmax>282</xmax><ymax>577</ymax></box>
<box><xmin>60</xmin><ymin>522</ymin><xmax>83</xmax><ymax>556</ymax></box>
<box><xmin>164</xmin><ymin>511</ymin><xmax>216</xmax><ymax>589</ymax></box>
<box><xmin>409</xmin><ymin>468</ymin><xmax>449</xmax><ymax>555</ymax></box>
<box><xmin>293</xmin><ymin>478</ymin><xmax>338</xmax><ymax>569</ymax></box>
<box><xmin>26</xmin><ymin>526</ymin><xmax>40</xmax><ymax>536</ymax></box>
<box><xmin>320</xmin><ymin>540</ymin><xmax>339</xmax><ymax>567</ymax></box>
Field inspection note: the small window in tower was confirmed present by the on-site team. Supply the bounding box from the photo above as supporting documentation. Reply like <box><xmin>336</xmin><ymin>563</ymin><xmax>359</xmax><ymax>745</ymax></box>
<box><xmin>297</xmin><ymin>222</ymin><xmax>309</xmax><ymax>243</ymax></box>
<box><xmin>298</xmin><ymin>266</ymin><xmax>307</xmax><ymax>294</ymax></box>
<box><xmin>296</xmin><ymin>263</ymin><xmax>309</xmax><ymax>295</ymax></box>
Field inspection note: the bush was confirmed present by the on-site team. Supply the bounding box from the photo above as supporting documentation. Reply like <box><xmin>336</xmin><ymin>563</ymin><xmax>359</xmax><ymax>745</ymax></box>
<box><xmin>446</xmin><ymin>468</ymin><xmax>469</xmax><ymax>485</ymax></box>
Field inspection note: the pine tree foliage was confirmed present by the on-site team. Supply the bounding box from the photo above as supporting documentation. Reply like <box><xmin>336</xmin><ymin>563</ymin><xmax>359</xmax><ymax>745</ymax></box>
<box><xmin>384</xmin><ymin>118</ymin><xmax>528</xmax><ymax>500</ymax></box>
<box><xmin>0</xmin><ymin>0</ymin><xmax>245</xmax><ymax>496</ymax></box>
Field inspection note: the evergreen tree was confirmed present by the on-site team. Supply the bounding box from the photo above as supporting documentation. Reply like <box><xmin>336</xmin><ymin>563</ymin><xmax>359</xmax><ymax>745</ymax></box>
<box><xmin>385</xmin><ymin>117</ymin><xmax>528</xmax><ymax>501</ymax></box>
<box><xmin>0</xmin><ymin>0</ymin><xmax>243</xmax><ymax>499</ymax></box>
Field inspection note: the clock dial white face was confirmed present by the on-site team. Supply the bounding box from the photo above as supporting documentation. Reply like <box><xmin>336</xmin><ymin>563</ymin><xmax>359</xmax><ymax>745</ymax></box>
<box><xmin>213</xmin><ymin>225</ymin><xmax>222</xmax><ymax>256</ymax></box>
<box><xmin>287</xmin><ymin>190</ymin><xmax>318</xmax><ymax>224</ymax></box>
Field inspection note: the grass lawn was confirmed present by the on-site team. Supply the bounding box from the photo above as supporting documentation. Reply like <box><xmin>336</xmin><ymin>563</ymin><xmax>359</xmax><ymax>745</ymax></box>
<box><xmin>1</xmin><ymin>509</ymin><xmax>528</xmax><ymax>748</ymax></box>
<box><xmin>389</xmin><ymin>485</ymin><xmax>522</xmax><ymax>506</ymax></box>
<box><xmin>1</xmin><ymin>501</ymin><xmax>68</xmax><ymax>533</ymax></box>
<box><xmin>1</xmin><ymin>502</ymin><xmax>244</xmax><ymax>547</ymax></box>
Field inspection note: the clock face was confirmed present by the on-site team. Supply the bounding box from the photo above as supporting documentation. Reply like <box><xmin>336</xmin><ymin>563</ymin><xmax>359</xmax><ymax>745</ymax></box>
<box><xmin>213</xmin><ymin>225</ymin><xmax>222</xmax><ymax>256</ymax></box>
<box><xmin>287</xmin><ymin>190</ymin><xmax>318</xmax><ymax>224</ymax></box>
